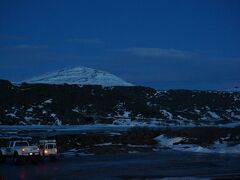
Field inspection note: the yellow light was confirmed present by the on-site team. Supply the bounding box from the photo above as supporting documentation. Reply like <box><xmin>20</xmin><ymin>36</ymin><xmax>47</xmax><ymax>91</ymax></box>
<box><xmin>44</xmin><ymin>150</ymin><xmax>48</xmax><ymax>154</ymax></box>
<box><xmin>29</xmin><ymin>152</ymin><xmax>33</xmax><ymax>155</ymax></box>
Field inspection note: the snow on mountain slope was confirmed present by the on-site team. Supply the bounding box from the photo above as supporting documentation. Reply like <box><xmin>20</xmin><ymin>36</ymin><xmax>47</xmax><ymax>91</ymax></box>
<box><xmin>23</xmin><ymin>67</ymin><xmax>133</xmax><ymax>86</ymax></box>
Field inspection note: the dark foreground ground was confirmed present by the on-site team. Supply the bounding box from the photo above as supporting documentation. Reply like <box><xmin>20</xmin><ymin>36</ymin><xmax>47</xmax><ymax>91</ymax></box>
<box><xmin>1</xmin><ymin>150</ymin><xmax>240</xmax><ymax>180</ymax></box>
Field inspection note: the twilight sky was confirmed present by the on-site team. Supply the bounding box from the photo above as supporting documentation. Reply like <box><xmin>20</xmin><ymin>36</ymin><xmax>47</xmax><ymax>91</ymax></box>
<box><xmin>0</xmin><ymin>0</ymin><xmax>240</xmax><ymax>89</ymax></box>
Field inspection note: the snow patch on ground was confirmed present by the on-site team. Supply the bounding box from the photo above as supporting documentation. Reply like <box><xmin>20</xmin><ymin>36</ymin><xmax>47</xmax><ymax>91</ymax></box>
<box><xmin>107</xmin><ymin>132</ymin><xmax>122</xmax><ymax>136</ymax></box>
<box><xmin>6</xmin><ymin>113</ymin><xmax>16</xmax><ymax>118</ymax></box>
<box><xmin>207</xmin><ymin>111</ymin><xmax>220</xmax><ymax>119</ymax></box>
<box><xmin>50</xmin><ymin>113</ymin><xmax>56</xmax><ymax>118</ymax></box>
<box><xmin>72</xmin><ymin>107</ymin><xmax>80</xmax><ymax>113</ymax></box>
<box><xmin>155</xmin><ymin>135</ymin><xmax>184</xmax><ymax>147</ymax></box>
<box><xmin>160</xmin><ymin>110</ymin><xmax>173</xmax><ymax>120</ymax></box>
<box><xmin>230</xmin><ymin>112</ymin><xmax>240</xmax><ymax>119</ymax></box>
<box><xmin>54</xmin><ymin>117</ymin><xmax>62</xmax><ymax>126</ymax></box>
<box><xmin>26</xmin><ymin>107</ymin><xmax>33</xmax><ymax>112</ymax></box>
<box><xmin>123</xmin><ymin>111</ymin><xmax>130</xmax><ymax>118</ymax></box>
<box><xmin>24</xmin><ymin>116</ymin><xmax>33</xmax><ymax>121</ymax></box>
<box><xmin>194</xmin><ymin>109</ymin><xmax>201</xmax><ymax>114</ymax></box>
<box><xmin>113</xmin><ymin>118</ymin><xmax>132</xmax><ymax>125</ymax></box>
<box><xmin>177</xmin><ymin>115</ymin><xmax>187</xmax><ymax>120</ymax></box>
<box><xmin>38</xmin><ymin>105</ymin><xmax>44</xmax><ymax>108</ymax></box>
<box><xmin>44</xmin><ymin>99</ymin><xmax>52</xmax><ymax>104</ymax></box>
<box><xmin>154</xmin><ymin>135</ymin><xmax>240</xmax><ymax>154</ymax></box>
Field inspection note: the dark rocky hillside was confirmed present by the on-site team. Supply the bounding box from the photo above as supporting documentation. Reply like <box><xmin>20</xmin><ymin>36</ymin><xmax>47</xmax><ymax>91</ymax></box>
<box><xmin>0</xmin><ymin>79</ymin><xmax>239</xmax><ymax>125</ymax></box>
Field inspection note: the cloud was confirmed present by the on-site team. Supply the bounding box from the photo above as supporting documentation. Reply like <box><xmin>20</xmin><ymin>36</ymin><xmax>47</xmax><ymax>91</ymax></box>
<box><xmin>67</xmin><ymin>38</ymin><xmax>103</xmax><ymax>44</ymax></box>
<box><xmin>116</xmin><ymin>48</ymin><xmax>196</xmax><ymax>59</ymax></box>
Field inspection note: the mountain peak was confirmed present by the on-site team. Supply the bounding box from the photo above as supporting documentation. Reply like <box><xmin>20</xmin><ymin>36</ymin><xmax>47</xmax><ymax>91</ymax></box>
<box><xmin>23</xmin><ymin>66</ymin><xmax>133</xmax><ymax>86</ymax></box>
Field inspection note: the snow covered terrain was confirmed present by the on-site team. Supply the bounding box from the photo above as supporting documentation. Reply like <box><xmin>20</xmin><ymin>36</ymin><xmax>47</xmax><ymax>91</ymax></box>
<box><xmin>155</xmin><ymin>135</ymin><xmax>240</xmax><ymax>154</ymax></box>
<box><xmin>0</xmin><ymin>79</ymin><xmax>240</xmax><ymax>126</ymax></box>
<box><xmin>23</xmin><ymin>66</ymin><xmax>133</xmax><ymax>86</ymax></box>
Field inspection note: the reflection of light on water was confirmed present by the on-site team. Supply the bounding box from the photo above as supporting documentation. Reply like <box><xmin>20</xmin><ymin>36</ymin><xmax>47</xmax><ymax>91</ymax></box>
<box><xmin>34</xmin><ymin>163</ymin><xmax>59</xmax><ymax>176</ymax></box>
<box><xmin>19</xmin><ymin>167</ymin><xmax>27</xmax><ymax>179</ymax></box>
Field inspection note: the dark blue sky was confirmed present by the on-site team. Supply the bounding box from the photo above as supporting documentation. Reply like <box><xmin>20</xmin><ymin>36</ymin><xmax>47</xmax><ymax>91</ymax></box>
<box><xmin>0</xmin><ymin>0</ymin><xmax>240</xmax><ymax>89</ymax></box>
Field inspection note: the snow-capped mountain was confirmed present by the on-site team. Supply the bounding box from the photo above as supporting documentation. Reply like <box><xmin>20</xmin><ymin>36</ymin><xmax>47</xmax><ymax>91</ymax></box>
<box><xmin>23</xmin><ymin>67</ymin><xmax>133</xmax><ymax>86</ymax></box>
